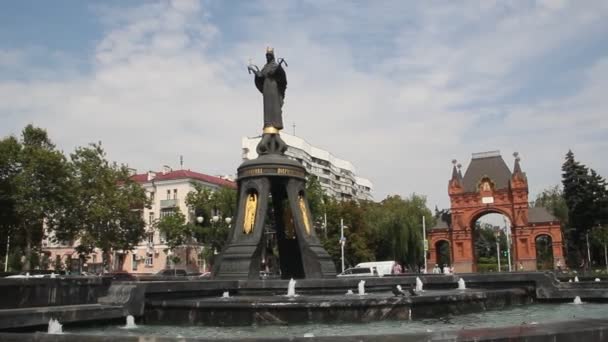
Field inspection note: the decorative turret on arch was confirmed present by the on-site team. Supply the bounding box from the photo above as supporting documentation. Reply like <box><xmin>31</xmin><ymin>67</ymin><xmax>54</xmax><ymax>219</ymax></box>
<box><xmin>427</xmin><ymin>151</ymin><xmax>564</xmax><ymax>273</ymax></box>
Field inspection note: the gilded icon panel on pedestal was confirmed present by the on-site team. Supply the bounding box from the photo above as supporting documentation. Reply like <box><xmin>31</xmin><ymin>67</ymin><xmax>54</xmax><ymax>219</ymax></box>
<box><xmin>298</xmin><ymin>194</ymin><xmax>312</xmax><ymax>236</ymax></box>
<box><xmin>243</xmin><ymin>192</ymin><xmax>257</xmax><ymax>234</ymax></box>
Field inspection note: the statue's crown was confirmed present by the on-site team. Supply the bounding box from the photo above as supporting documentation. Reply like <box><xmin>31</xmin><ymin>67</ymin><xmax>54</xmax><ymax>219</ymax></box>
<box><xmin>266</xmin><ymin>46</ymin><xmax>274</xmax><ymax>54</ymax></box>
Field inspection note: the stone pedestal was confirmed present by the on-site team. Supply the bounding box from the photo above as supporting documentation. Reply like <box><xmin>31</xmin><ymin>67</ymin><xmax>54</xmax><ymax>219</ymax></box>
<box><xmin>214</xmin><ymin>134</ymin><xmax>336</xmax><ymax>280</ymax></box>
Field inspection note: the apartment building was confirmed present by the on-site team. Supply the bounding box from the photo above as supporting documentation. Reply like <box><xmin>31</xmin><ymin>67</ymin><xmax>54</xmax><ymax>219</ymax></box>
<box><xmin>242</xmin><ymin>133</ymin><xmax>373</xmax><ymax>201</ymax></box>
<box><xmin>42</xmin><ymin>167</ymin><xmax>236</xmax><ymax>274</ymax></box>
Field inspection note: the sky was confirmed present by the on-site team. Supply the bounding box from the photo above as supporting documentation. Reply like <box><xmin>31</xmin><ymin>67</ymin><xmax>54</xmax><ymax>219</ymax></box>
<box><xmin>1</xmin><ymin>0</ymin><xmax>607</xmax><ymax>211</ymax></box>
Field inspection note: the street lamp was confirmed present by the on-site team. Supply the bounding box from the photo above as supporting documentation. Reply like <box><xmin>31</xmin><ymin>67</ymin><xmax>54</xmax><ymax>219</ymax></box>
<box><xmin>340</xmin><ymin>218</ymin><xmax>348</xmax><ymax>273</ymax></box>
<box><xmin>503</xmin><ymin>217</ymin><xmax>512</xmax><ymax>272</ymax></box>
<box><xmin>225</xmin><ymin>217</ymin><xmax>232</xmax><ymax>225</ymax></box>
<box><xmin>196</xmin><ymin>216</ymin><xmax>204</xmax><ymax>224</ymax></box>
<box><xmin>212</xmin><ymin>215</ymin><xmax>220</xmax><ymax>223</ymax></box>
<box><xmin>494</xmin><ymin>226</ymin><xmax>502</xmax><ymax>272</ymax></box>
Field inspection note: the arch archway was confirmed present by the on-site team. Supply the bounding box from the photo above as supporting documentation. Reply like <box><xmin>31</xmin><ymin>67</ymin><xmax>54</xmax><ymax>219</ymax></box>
<box><xmin>472</xmin><ymin>212</ymin><xmax>511</xmax><ymax>272</ymax></box>
<box><xmin>535</xmin><ymin>234</ymin><xmax>554</xmax><ymax>270</ymax></box>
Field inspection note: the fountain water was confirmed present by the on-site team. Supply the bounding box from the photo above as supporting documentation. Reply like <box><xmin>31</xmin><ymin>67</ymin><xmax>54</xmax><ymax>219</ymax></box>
<box><xmin>358</xmin><ymin>280</ymin><xmax>366</xmax><ymax>295</ymax></box>
<box><xmin>574</xmin><ymin>276</ymin><xmax>579</xmax><ymax>282</ymax></box>
<box><xmin>568</xmin><ymin>279</ymin><xmax>572</xmax><ymax>283</ymax></box>
<box><xmin>458</xmin><ymin>278</ymin><xmax>466</xmax><ymax>290</ymax></box>
<box><xmin>222</xmin><ymin>291</ymin><xmax>230</xmax><ymax>298</ymax></box>
<box><xmin>345</xmin><ymin>289</ymin><xmax>354</xmax><ymax>295</ymax></box>
<box><xmin>124</xmin><ymin>315</ymin><xmax>137</xmax><ymax>329</ymax></box>
<box><xmin>50</xmin><ymin>272</ymin><xmax>56</xmax><ymax>279</ymax></box>
<box><xmin>573</xmin><ymin>296</ymin><xmax>583</xmax><ymax>305</ymax></box>
<box><xmin>595</xmin><ymin>278</ymin><xmax>601</xmax><ymax>282</ymax></box>
<box><xmin>287</xmin><ymin>278</ymin><xmax>297</xmax><ymax>297</ymax></box>
<box><xmin>47</xmin><ymin>318</ymin><xmax>62</xmax><ymax>334</ymax></box>
<box><xmin>415</xmin><ymin>277</ymin><xmax>424</xmax><ymax>292</ymax></box>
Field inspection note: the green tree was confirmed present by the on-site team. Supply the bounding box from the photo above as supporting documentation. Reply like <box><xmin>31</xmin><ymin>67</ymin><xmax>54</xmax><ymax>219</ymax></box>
<box><xmin>367</xmin><ymin>194</ymin><xmax>434</xmax><ymax>270</ymax></box>
<box><xmin>2</xmin><ymin>125</ymin><xmax>73</xmax><ymax>270</ymax></box>
<box><xmin>319</xmin><ymin>198</ymin><xmax>375</xmax><ymax>270</ymax></box>
<box><xmin>534</xmin><ymin>185</ymin><xmax>569</xmax><ymax>225</ymax></box>
<box><xmin>0</xmin><ymin>136</ymin><xmax>21</xmax><ymax>270</ymax></box>
<box><xmin>305</xmin><ymin>175</ymin><xmax>326</xmax><ymax>223</ymax></box>
<box><xmin>156</xmin><ymin>209</ymin><xmax>190</xmax><ymax>251</ymax></box>
<box><xmin>66</xmin><ymin>143</ymin><xmax>148</xmax><ymax>270</ymax></box>
<box><xmin>591</xmin><ymin>225</ymin><xmax>608</xmax><ymax>273</ymax></box>
<box><xmin>185</xmin><ymin>183</ymin><xmax>236</xmax><ymax>255</ymax></box>
<box><xmin>562</xmin><ymin>150</ymin><xmax>594</xmax><ymax>266</ymax></box>
<box><xmin>562</xmin><ymin>151</ymin><xmax>608</xmax><ymax>267</ymax></box>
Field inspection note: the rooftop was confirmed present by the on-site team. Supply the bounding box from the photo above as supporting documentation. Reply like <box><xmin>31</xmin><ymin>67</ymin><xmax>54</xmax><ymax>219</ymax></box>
<box><xmin>131</xmin><ymin>169</ymin><xmax>236</xmax><ymax>189</ymax></box>
<box><xmin>462</xmin><ymin>151</ymin><xmax>512</xmax><ymax>193</ymax></box>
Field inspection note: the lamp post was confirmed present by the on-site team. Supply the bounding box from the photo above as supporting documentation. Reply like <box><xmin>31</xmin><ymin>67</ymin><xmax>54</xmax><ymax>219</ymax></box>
<box><xmin>196</xmin><ymin>216</ymin><xmax>206</xmax><ymax>271</ymax></box>
<box><xmin>422</xmin><ymin>216</ymin><xmax>427</xmax><ymax>274</ymax></box>
<box><xmin>4</xmin><ymin>234</ymin><xmax>9</xmax><ymax>272</ymax></box>
<box><xmin>340</xmin><ymin>218</ymin><xmax>348</xmax><ymax>273</ymax></box>
<box><xmin>494</xmin><ymin>226</ymin><xmax>501</xmax><ymax>272</ymax></box>
<box><xmin>503</xmin><ymin>217</ymin><xmax>512</xmax><ymax>272</ymax></box>
<box><xmin>167</xmin><ymin>249</ymin><xmax>174</xmax><ymax>275</ymax></box>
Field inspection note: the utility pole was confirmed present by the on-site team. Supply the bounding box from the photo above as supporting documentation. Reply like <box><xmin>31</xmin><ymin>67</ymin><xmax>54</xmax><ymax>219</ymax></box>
<box><xmin>323</xmin><ymin>212</ymin><xmax>327</xmax><ymax>239</ymax></box>
<box><xmin>586</xmin><ymin>231</ymin><xmax>591</xmax><ymax>269</ymax></box>
<box><xmin>495</xmin><ymin>227</ymin><xmax>501</xmax><ymax>272</ymax></box>
<box><xmin>422</xmin><ymin>216</ymin><xmax>427</xmax><ymax>274</ymax></box>
<box><xmin>504</xmin><ymin>217</ymin><xmax>512</xmax><ymax>272</ymax></box>
<box><xmin>340</xmin><ymin>218</ymin><xmax>346</xmax><ymax>273</ymax></box>
<box><xmin>4</xmin><ymin>234</ymin><xmax>9</xmax><ymax>272</ymax></box>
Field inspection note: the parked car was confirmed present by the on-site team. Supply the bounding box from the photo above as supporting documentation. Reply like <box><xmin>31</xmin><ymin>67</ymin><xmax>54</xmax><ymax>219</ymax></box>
<box><xmin>104</xmin><ymin>271</ymin><xmax>137</xmax><ymax>281</ymax></box>
<box><xmin>336</xmin><ymin>267</ymin><xmax>378</xmax><ymax>278</ymax></box>
<box><xmin>259</xmin><ymin>271</ymin><xmax>280</xmax><ymax>280</ymax></box>
<box><xmin>5</xmin><ymin>270</ymin><xmax>59</xmax><ymax>278</ymax></box>
<box><xmin>154</xmin><ymin>269</ymin><xmax>188</xmax><ymax>277</ymax></box>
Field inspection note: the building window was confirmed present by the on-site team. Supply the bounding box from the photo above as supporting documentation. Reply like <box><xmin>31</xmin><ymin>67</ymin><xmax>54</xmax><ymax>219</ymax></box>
<box><xmin>92</xmin><ymin>255</ymin><xmax>97</xmax><ymax>264</ymax></box>
<box><xmin>132</xmin><ymin>254</ymin><xmax>138</xmax><ymax>271</ymax></box>
<box><xmin>160</xmin><ymin>208</ymin><xmax>175</xmax><ymax>219</ymax></box>
<box><xmin>147</xmin><ymin>233</ymin><xmax>154</xmax><ymax>245</ymax></box>
<box><xmin>149</xmin><ymin>191</ymin><xmax>155</xmax><ymax>202</ymax></box>
<box><xmin>173</xmin><ymin>189</ymin><xmax>178</xmax><ymax>199</ymax></box>
<box><xmin>145</xmin><ymin>252</ymin><xmax>153</xmax><ymax>267</ymax></box>
<box><xmin>166</xmin><ymin>190</ymin><xmax>171</xmax><ymax>199</ymax></box>
<box><xmin>148</xmin><ymin>212</ymin><xmax>154</xmax><ymax>225</ymax></box>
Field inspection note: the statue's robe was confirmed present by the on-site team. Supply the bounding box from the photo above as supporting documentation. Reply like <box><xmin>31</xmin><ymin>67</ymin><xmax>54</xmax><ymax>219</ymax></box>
<box><xmin>255</xmin><ymin>61</ymin><xmax>287</xmax><ymax>130</ymax></box>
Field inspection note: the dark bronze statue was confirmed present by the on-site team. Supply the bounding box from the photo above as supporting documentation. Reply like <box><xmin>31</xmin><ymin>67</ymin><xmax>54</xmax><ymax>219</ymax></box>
<box><xmin>248</xmin><ymin>47</ymin><xmax>287</xmax><ymax>132</ymax></box>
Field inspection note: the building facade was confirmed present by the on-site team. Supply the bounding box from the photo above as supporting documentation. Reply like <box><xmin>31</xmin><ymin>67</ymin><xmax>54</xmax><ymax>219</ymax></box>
<box><xmin>242</xmin><ymin>133</ymin><xmax>373</xmax><ymax>201</ymax></box>
<box><xmin>42</xmin><ymin>167</ymin><xmax>236</xmax><ymax>274</ymax></box>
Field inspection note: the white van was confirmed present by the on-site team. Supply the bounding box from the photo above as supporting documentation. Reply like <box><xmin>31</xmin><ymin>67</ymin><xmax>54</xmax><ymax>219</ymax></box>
<box><xmin>355</xmin><ymin>261</ymin><xmax>396</xmax><ymax>277</ymax></box>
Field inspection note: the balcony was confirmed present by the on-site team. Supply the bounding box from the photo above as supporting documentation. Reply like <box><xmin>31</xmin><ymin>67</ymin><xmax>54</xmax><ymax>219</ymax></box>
<box><xmin>160</xmin><ymin>198</ymin><xmax>179</xmax><ymax>208</ymax></box>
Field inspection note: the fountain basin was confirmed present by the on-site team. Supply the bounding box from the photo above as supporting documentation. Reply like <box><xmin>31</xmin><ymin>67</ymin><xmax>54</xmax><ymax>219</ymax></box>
<box><xmin>144</xmin><ymin>288</ymin><xmax>532</xmax><ymax>326</ymax></box>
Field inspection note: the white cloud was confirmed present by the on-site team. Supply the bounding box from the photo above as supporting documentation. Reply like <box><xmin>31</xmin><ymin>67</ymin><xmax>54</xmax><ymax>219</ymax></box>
<box><xmin>0</xmin><ymin>1</ymin><xmax>607</xmax><ymax>210</ymax></box>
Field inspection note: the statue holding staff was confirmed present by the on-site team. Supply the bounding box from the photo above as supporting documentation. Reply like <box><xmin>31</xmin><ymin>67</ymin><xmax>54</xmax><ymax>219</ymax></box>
<box><xmin>248</xmin><ymin>47</ymin><xmax>288</xmax><ymax>133</ymax></box>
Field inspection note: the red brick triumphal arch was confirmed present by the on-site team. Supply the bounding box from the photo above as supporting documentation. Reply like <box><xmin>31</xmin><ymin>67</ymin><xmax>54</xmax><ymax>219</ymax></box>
<box><xmin>427</xmin><ymin>151</ymin><xmax>564</xmax><ymax>273</ymax></box>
